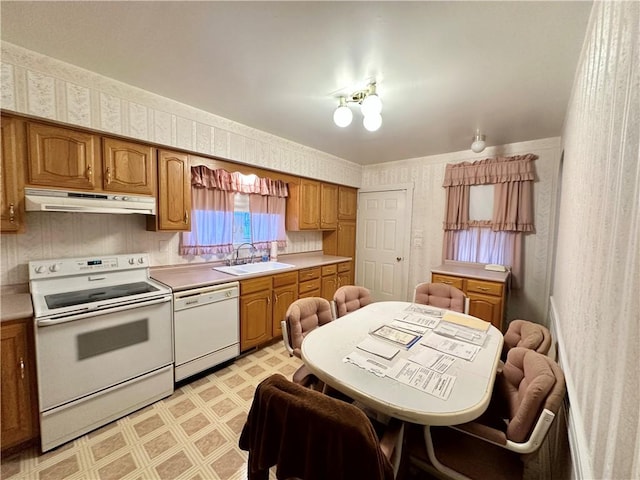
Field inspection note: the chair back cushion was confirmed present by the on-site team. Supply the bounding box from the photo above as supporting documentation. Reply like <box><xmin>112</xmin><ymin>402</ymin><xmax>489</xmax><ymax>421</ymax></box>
<box><xmin>413</xmin><ymin>282</ymin><xmax>466</xmax><ymax>313</ymax></box>
<box><xmin>285</xmin><ymin>297</ymin><xmax>333</xmax><ymax>357</ymax></box>
<box><xmin>239</xmin><ymin>374</ymin><xmax>394</xmax><ymax>480</ymax></box>
<box><xmin>334</xmin><ymin>285</ymin><xmax>373</xmax><ymax>317</ymax></box>
<box><xmin>498</xmin><ymin>347</ymin><xmax>565</xmax><ymax>442</ymax></box>
<box><xmin>503</xmin><ymin>319</ymin><xmax>552</xmax><ymax>358</ymax></box>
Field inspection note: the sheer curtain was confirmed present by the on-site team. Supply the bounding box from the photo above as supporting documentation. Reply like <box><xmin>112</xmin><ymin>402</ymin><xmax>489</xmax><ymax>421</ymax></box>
<box><xmin>442</xmin><ymin>154</ymin><xmax>537</xmax><ymax>286</ymax></box>
<box><xmin>180</xmin><ymin>166</ymin><xmax>288</xmax><ymax>256</ymax></box>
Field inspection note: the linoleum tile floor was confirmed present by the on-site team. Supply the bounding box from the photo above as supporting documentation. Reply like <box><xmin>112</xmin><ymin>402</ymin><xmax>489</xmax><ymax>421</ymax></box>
<box><xmin>1</xmin><ymin>341</ymin><xmax>435</xmax><ymax>480</ymax></box>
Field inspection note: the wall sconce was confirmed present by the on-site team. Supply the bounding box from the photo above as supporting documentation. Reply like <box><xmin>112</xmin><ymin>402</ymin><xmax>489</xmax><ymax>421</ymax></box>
<box><xmin>333</xmin><ymin>83</ymin><xmax>382</xmax><ymax>132</ymax></box>
<box><xmin>471</xmin><ymin>131</ymin><xmax>486</xmax><ymax>153</ymax></box>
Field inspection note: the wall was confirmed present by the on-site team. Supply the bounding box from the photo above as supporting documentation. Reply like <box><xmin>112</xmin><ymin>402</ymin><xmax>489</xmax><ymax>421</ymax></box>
<box><xmin>552</xmin><ymin>2</ymin><xmax>639</xmax><ymax>479</ymax></box>
<box><xmin>362</xmin><ymin>137</ymin><xmax>562</xmax><ymax>324</ymax></box>
<box><xmin>0</xmin><ymin>42</ymin><xmax>361</xmax><ymax>287</ymax></box>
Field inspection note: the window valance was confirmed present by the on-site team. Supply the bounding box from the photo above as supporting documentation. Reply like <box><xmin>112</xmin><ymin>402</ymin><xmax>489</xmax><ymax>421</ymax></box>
<box><xmin>443</xmin><ymin>154</ymin><xmax>537</xmax><ymax>187</ymax></box>
<box><xmin>191</xmin><ymin>165</ymin><xmax>289</xmax><ymax>197</ymax></box>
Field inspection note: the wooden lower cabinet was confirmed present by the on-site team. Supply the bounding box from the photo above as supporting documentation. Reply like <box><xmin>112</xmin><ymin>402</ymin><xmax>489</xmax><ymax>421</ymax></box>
<box><xmin>320</xmin><ymin>264</ymin><xmax>338</xmax><ymax>301</ymax></box>
<box><xmin>337</xmin><ymin>261</ymin><xmax>353</xmax><ymax>288</ymax></box>
<box><xmin>240</xmin><ymin>273</ymin><xmax>298</xmax><ymax>351</ymax></box>
<box><xmin>272</xmin><ymin>272</ymin><xmax>298</xmax><ymax>340</ymax></box>
<box><xmin>431</xmin><ymin>273</ymin><xmax>506</xmax><ymax>331</ymax></box>
<box><xmin>1</xmin><ymin>318</ymin><xmax>38</xmax><ymax>452</ymax></box>
<box><xmin>298</xmin><ymin>267</ymin><xmax>321</xmax><ymax>298</ymax></box>
<box><xmin>240</xmin><ymin>277</ymin><xmax>273</xmax><ymax>351</ymax></box>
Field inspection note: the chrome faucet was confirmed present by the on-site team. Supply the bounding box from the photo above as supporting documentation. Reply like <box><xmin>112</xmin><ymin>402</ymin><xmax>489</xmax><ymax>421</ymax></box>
<box><xmin>233</xmin><ymin>242</ymin><xmax>257</xmax><ymax>265</ymax></box>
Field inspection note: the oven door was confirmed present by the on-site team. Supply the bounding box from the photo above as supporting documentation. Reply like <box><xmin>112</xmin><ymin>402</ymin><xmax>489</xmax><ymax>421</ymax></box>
<box><xmin>35</xmin><ymin>296</ymin><xmax>173</xmax><ymax>411</ymax></box>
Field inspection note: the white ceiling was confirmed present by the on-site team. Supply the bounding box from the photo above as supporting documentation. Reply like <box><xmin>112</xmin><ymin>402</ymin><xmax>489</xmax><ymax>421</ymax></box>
<box><xmin>1</xmin><ymin>1</ymin><xmax>592</xmax><ymax>165</ymax></box>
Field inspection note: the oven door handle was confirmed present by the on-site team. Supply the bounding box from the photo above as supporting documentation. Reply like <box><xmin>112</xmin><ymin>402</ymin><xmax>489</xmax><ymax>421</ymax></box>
<box><xmin>36</xmin><ymin>296</ymin><xmax>171</xmax><ymax>327</ymax></box>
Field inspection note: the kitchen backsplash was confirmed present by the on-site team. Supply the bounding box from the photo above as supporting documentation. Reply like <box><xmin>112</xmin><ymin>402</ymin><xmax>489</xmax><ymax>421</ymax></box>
<box><xmin>0</xmin><ymin>212</ymin><xmax>322</xmax><ymax>287</ymax></box>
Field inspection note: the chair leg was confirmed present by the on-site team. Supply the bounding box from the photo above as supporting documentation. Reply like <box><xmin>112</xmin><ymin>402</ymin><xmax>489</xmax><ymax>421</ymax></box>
<box><xmin>423</xmin><ymin>426</ymin><xmax>471</xmax><ymax>480</ymax></box>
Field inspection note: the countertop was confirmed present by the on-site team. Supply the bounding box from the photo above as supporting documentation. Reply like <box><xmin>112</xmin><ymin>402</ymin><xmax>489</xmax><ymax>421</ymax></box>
<box><xmin>151</xmin><ymin>252</ymin><xmax>352</xmax><ymax>292</ymax></box>
<box><xmin>1</xmin><ymin>293</ymin><xmax>34</xmax><ymax>322</ymax></box>
<box><xmin>431</xmin><ymin>261</ymin><xmax>510</xmax><ymax>283</ymax></box>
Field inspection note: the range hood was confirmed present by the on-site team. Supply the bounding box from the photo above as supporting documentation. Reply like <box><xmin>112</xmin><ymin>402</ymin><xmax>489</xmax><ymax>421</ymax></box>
<box><xmin>25</xmin><ymin>188</ymin><xmax>156</xmax><ymax>215</ymax></box>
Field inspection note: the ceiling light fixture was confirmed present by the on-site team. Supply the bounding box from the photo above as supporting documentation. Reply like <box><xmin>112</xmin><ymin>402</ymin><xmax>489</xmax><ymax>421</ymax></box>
<box><xmin>333</xmin><ymin>83</ymin><xmax>383</xmax><ymax>131</ymax></box>
<box><xmin>471</xmin><ymin>131</ymin><xmax>486</xmax><ymax>153</ymax></box>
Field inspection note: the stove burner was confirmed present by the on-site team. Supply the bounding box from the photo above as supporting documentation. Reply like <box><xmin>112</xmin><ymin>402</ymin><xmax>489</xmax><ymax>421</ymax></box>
<box><xmin>44</xmin><ymin>282</ymin><xmax>159</xmax><ymax>309</ymax></box>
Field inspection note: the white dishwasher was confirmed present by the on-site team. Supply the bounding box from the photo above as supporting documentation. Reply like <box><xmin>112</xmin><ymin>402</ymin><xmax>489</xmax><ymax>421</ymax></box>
<box><xmin>173</xmin><ymin>282</ymin><xmax>240</xmax><ymax>382</ymax></box>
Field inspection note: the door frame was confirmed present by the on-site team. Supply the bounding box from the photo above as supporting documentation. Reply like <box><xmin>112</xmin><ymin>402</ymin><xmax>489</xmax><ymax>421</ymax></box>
<box><xmin>356</xmin><ymin>183</ymin><xmax>414</xmax><ymax>301</ymax></box>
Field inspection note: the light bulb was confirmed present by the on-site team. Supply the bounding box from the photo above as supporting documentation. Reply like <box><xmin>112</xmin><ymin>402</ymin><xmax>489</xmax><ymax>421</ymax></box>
<box><xmin>333</xmin><ymin>104</ymin><xmax>353</xmax><ymax>127</ymax></box>
<box><xmin>361</xmin><ymin>93</ymin><xmax>382</xmax><ymax>117</ymax></box>
<box><xmin>363</xmin><ymin>113</ymin><xmax>382</xmax><ymax>132</ymax></box>
<box><xmin>471</xmin><ymin>133</ymin><xmax>486</xmax><ymax>153</ymax></box>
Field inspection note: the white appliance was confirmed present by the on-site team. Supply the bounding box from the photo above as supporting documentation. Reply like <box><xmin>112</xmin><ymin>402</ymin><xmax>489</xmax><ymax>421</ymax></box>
<box><xmin>29</xmin><ymin>253</ymin><xmax>173</xmax><ymax>452</ymax></box>
<box><xmin>173</xmin><ymin>282</ymin><xmax>240</xmax><ymax>382</ymax></box>
<box><xmin>24</xmin><ymin>187</ymin><xmax>156</xmax><ymax>215</ymax></box>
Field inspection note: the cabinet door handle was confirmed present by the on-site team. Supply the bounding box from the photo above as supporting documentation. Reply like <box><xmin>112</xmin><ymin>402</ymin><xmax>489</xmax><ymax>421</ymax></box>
<box><xmin>9</xmin><ymin>203</ymin><xmax>15</xmax><ymax>223</ymax></box>
<box><xmin>106</xmin><ymin>167</ymin><xmax>112</xmax><ymax>184</ymax></box>
<box><xmin>478</xmin><ymin>287</ymin><xmax>490</xmax><ymax>291</ymax></box>
<box><xmin>87</xmin><ymin>165</ymin><xmax>93</xmax><ymax>180</ymax></box>
<box><xmin>183</xmin><ymin>211</ymin><xmax>189</xmax><ymax>224</ymax></box>
<box><xmin>267</xmin><ymin>296</ymin><xmax>271</xmax><ymax>304</ymax></box>
<box><xmin>20</xmin><ymin>357</ymin><xmax>25</xmax><ymax>379</ymax></box>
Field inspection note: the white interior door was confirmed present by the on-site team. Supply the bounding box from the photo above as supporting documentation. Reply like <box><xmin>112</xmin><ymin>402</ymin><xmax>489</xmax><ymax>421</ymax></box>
<box><xmin>356</xmin><ymin>187</ymin><xmax>412</xmax><ymax>301</ymax></box>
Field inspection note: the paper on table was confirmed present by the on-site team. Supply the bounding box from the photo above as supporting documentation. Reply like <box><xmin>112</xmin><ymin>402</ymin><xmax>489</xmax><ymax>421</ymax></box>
<box><xmin>405</xmin><ymin>304</ymin><xmax>444</xmax><ymax>318</ymax></box>
<box><xmin>442</xmin><ymin>311</ymin><xmax>490</xmax><ymax>332</ymax></box>
<box><xmin>390</xmin><ymin>319</ymin><xmax>429</xmax><ymax>335</ymax></box>
<box><xmin>343</xmin><ymin>350</ymin><xmax>391</xmax><ymax>377</ymax></box>
<box><xmin>434</xmin><ymin>321</ymin><xmax>488</xmax><ymax>346</ymax></box>
<box><xmin>386</xmin><ymin>359</ymin><xmax>456</xmax><ymax>400</ymax></box>
<box><xmin>420</xmin><ymin>331</ymin><xmax>481</xmax><ymax>361</ymax></box>
<box><xmin>394</xmin><ymin>312</ymin><xmax>440</xmax><ymax>329</ymax></box>
<box><xmin>409</xmin><ymin>347</ymin><xmax>456</xmax><ymax>373</ymax></box>
<box><xmin>357</xmin><ymin>337</ymin><xmax>400</xmax><ymax>360</ymax></box>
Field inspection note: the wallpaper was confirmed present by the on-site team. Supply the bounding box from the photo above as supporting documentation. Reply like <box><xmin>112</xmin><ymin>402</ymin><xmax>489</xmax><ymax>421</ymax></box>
<box><xmin>0</xmin><ymin>42</ymin><xmax>360</xmax><ymax>286</ymax></box>
<box><xmin>551</xmin><ymin>2</ymin><xmax>640</xmax><ymax>479</ymax></box>
<box><xmin>361</xmin><ymin>137</ymin><xmax>562</xmax><ymax>326</ymax></box>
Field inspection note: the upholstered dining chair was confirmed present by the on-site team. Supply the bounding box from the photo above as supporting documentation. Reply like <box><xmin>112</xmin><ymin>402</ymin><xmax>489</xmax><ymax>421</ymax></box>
<box><xmin>281</xmin><ymin>297</ymin><xmax>334</xmax><ymax>389</ymax></box>
<box><xmin>239</xmin><ymin>373</ymin><xmax>404</xmax><ymax>480</ymax></box>
<box><xmin>333</xmin><ymin>285</ymin><xmax>373</xmax><ymax>318</ymax></box>
<box><xmin>502</xmin><ymin>319</ymin><xmax>552</xmax><ymax>360</ymax></box>
<box><xmin>408</xmin><ymin>347</ymin><xmax>566</xmax><ymax>480</ymax></box>
<box><xmin>412</xmin><ymin>282</ymin><xmax>469</xmax><ymax>314</ymax></box>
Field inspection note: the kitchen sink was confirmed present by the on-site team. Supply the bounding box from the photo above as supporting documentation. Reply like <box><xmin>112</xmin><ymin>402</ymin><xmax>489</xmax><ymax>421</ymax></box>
<box><xmin>213</xmin><ymin>261</ymin><xmax>296</xmax><ymax>276</ymax></box>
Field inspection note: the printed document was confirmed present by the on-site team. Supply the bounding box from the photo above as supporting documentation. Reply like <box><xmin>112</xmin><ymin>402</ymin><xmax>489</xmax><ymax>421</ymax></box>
<box><xmin>386</xmin><ymin>359</ymin><xmax>455</xmax><ymax>400</ymax></box>
<box><xmin>420</xmin><ymin>331</ymin><xmax>481</xmax><ymax>361</ymax></box>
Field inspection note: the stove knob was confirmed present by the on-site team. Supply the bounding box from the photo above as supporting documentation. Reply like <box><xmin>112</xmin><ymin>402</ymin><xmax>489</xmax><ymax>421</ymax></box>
<box><xmin>34</xmin><ymin>265</ymin><xmax>46</xmax><ymax>274</ymax></box>
<box><xmin>49</xmin><ymin>264</ymin><xmax>59</xmax><ymax>273</ymax></box>
<box><xmin>128</xmin><ymin>258</ymin><xmax>135</xmax><ymax>265</ymax></box>
<box><xmin>138</xmin><ymin>257</ymin><xmax>145</xmax><ymax>264</ymax></box>
<box><xmin>123</xmin><ymin>196</ymin><xmax>129</xmax><ymax>201</ymax></box>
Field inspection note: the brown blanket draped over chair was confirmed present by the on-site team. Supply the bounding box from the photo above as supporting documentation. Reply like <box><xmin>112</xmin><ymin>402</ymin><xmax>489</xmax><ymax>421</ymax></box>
<box><xmin>239</xmin><ymin>374</ymin><xmax>395</xmax><ymax>480</ymax></box>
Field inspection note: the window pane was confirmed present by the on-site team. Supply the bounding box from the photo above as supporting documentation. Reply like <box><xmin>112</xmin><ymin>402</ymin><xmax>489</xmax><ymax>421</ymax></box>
<box><xmin>469</xmin><ymin>184</ymin><xmax>494</xmax><ymax>220</ymax></box>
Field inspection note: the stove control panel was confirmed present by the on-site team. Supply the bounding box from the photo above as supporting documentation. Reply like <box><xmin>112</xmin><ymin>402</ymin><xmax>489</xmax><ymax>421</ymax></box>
<box><xmin>29</xmin><ymin>253</ymin><xmax>149</xmax><ymax>279</ymax></box>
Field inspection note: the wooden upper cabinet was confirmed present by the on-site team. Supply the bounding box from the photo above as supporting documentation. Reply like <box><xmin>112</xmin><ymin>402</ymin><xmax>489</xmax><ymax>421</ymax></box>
<box><xmin>102</xmin><ymin>138</ymin><xmax>155</xmax><ymax>195</ymax></box>
<box><xmin>320</xmin><ymin>183</ymin><xmax>338</xmax><ymax>229</ymax></box>
<box><xmin>150</xmin><ymin>149</ymin><xmax>191</xmax><ymax>231</ymax></box>
<box><xmin>1</xmin><ymin>116</ymin><xmax>26</xmax><ymax>233</ymax></box>
<box><xmin>299</xmin><ymin>179</ymin><xmax>321</xmax><ymax>229</ymax></box>
<box><xmin>287</xmin><ymin>178</ymin><xmax>321</xmax><ymax>230</ymax></box>
<box><xmin>338</xmin><ymin>186</ymin><xmax>357</xmax><ymax>220</ymax></box>
<box><xmin>27</xmin><ymin>122</ymin><xmax>101</xmax><ymax>190</ymax></box>
<box><xmin>287</xmin><ymin>179</ymin><xmax>343</xmax><ymax>231</ymax></box>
